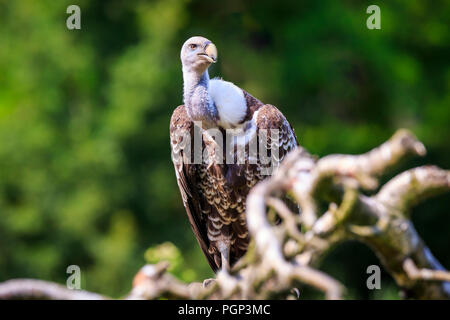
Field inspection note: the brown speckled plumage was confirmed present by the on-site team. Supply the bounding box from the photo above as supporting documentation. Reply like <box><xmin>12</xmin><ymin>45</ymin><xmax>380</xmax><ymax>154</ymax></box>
<box><xmin>170</xmin><ymin>91</ymin><xmax>298</xmax><ymax>272</ymax></box>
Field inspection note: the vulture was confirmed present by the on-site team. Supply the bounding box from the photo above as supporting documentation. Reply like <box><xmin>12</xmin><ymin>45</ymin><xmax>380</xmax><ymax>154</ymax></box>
<box><xmin>170</xmin><ymin>36</ymin><xmax>299</xmax><ymax>273</ymax></box>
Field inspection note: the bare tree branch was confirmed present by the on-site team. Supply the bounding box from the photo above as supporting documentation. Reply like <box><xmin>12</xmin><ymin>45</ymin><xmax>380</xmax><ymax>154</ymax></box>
<box><xmin>0</xmin><ymin>129</ymin><xmax>448</xmax><ymax>300</ymax></box>
<box><xmin>376</xmin><ymin>166</ymin><xmax>450</xmax><ymax>213</ymax></box>
<box><xmin>404</xmin><ymin>258</ymin><xmax>450</xmax><ymax>282</ymax></box>
<box><xmin>0</xmin><ymin>279</ymin><xmax>107</xmax><ymax>300</ymax></box>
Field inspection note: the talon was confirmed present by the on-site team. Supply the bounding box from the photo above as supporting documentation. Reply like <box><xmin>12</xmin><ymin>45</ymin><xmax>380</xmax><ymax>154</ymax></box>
<box><xmin>202</xmin><ymin>278</ymin><xmax>216</xmax><ymax>288</ymax></box>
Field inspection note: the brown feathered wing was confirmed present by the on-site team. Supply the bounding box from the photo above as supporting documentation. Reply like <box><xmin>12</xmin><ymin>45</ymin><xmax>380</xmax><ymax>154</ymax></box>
<box><xmin>170</xmin><ymin>92</ymin><xmax>298</xmax><ymax>272</ymax></box>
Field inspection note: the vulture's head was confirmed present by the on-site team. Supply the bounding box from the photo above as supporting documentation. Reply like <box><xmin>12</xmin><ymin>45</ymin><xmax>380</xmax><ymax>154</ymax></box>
<box><xmin>180</xmin><ymin>36</ymin><xmax>217</xmax><ymax>73</ymax></box>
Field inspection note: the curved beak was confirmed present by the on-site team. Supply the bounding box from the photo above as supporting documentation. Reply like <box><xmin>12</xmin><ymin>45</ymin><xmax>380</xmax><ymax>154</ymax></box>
<box><xmin>198</xmin><ymin>42</ymin><xmax>217</xmax><ymax>63</ymax></box>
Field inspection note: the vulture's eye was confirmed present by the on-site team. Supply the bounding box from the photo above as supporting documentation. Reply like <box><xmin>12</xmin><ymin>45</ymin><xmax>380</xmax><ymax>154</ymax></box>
<box><xmin>188</xmin><ymin>43</ymin><xmax>198</xmax><ymax>50</ymax></box>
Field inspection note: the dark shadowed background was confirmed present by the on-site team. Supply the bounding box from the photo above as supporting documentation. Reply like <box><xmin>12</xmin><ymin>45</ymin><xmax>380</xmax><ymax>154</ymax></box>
<box><xmin>0</xmin><ymin>0</ymin><xmax>448</xmax><ymax>299</ymax></box>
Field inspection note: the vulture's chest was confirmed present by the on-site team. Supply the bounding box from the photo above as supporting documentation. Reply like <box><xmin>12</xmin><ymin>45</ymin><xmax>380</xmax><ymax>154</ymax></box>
<box><xmin>195</xmin><ymin>127</ymin><xmax>261</xmax><ymax>218</ymax></box>
<box><xmin>209</xmin><ymin>79</ymin><xmax>248</xmax><ymax>129</ymax></box>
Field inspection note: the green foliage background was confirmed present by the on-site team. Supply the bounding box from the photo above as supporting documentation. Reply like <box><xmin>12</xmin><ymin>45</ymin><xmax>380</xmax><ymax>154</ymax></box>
<box><xmin>0</xmin><ymin>0</ymin><xmax>448</xmax><ymax>299</ymax></box>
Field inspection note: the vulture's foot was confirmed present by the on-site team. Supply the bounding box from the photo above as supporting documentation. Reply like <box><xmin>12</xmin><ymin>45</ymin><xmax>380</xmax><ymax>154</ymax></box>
<box><xmin>202</xmin><ymin>278</ymin><xmax>216</xmax><ymax>288</ymax></box>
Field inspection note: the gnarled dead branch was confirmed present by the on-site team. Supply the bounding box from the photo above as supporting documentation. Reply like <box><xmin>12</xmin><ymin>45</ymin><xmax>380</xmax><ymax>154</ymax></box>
<box><xmin>0</xmin><ymin>129</ymin><xmax>448</xmax><ymax>300</ymax></box>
